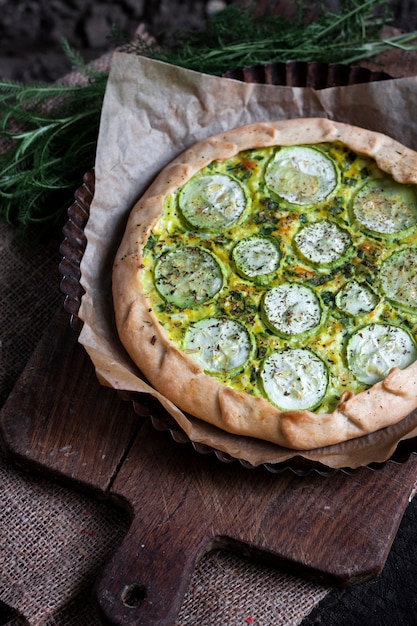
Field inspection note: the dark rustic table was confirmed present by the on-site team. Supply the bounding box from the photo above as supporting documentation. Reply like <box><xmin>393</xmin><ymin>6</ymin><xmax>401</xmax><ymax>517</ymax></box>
<box><xmin>2</xmin><ymin>18</ymin><xmax>417</xmax><ymax>625</ymax></box>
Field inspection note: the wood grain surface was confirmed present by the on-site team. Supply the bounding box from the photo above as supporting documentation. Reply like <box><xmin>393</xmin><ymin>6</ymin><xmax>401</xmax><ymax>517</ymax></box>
<box><xmin>0</xmin><ymin>308</ymin><xmax>141</xmax><ymax>492</ymax></box>
<box><xmin>1</xmin><ymin>308</ymin><xmax>417</xmax><ymax>625</ymax></box>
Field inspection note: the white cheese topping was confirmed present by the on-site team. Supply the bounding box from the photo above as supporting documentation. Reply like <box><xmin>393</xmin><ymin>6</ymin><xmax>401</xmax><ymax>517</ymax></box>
<box><xmin>380</xmin><ymin>248</ymin><xmax>417</xmax><ymax>312</ymax></box>
<box><xmin>260</xmin><ymin>348</ymin><xmax>328</xmax><ymax>411</ymax></box>
<box><xmin>184</xmin><ymin>318</ymin><xmax>253</xmax><ymax>373</ymax></box>
<box><xmin>347</xmin><ymin>323</ymin><xmax>417</xmax><ymax>385</ymax></box>
<box><xmin>352</xmin><ymin>179</ymin><xmax>417</xmax><ymax>235</ymax></box>
<box><xmin>154</xmin><ymin>246</ymin><xmax>223</xmax><ymax>308</ymax></box>
<box><xmin>232</xmin><ymin>235</ymin><xmax>281</xmax><ymax>279</ymax></box>
<box><xmin>335</xmin><ymin>280</ymin><xmax>379</xmax><ymax>316</ymax></box>
<box><xmin>295</xmin><ymin>220</ymin><xmax>352</xmax><ymax>266</ymax></box>
<box><xmin>265</xmin><ymin>146</ymin><xmax>338</xmax><ymax>205</ymax></box>
<box><xmin>262</xmin><ymin>282</ymin><xmax>323</xmax><ymax>337</ymax></box>
<box><xmin>179</xmin><ymin>173</ymin><xmax>247</xmax><ymax>230</ymax></box>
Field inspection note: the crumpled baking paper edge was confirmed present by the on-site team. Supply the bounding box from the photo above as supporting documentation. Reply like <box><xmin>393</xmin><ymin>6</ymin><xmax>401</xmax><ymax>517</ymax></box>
<box><xmin>78</xmin><ymin>51</ymin><xmax>417</xmax><ymax>470</ymax></box>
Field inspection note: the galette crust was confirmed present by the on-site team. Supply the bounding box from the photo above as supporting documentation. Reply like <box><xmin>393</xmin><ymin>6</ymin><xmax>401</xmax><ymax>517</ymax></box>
<box><xmin>112</xmin><ymin>118</ymin><xmax>417</xmax><ymax>450</ymax></box>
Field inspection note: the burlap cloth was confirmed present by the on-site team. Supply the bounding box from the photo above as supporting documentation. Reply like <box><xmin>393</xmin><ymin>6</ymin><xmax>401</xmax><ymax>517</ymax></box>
<box><xmin>2</xmin><ymin>44</ymin><xmax>417</xmax><ymax>625</ymax></box>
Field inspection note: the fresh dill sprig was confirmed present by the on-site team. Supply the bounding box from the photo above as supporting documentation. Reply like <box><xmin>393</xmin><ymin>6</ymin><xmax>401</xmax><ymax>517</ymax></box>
<box><xmin>0</xmin><ymin>41</ymin><xmax>108</xmax><ymax>238</ymax></box>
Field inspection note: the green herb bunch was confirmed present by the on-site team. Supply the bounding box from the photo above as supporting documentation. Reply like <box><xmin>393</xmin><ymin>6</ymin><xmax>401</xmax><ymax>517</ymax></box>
<box><xmin>133</xmin><ymin>0</ymin><xmax>415</xmax><ymax>74</ymax></box>
<box><xmin>1</xmin><ymin>1</ymin><xmax>417</xmax><ymax>238</ymax></box>
<box><xmin>0</xmin><ymin>44</ymin><xmax>108</xmax><ymax>238</ymax></box>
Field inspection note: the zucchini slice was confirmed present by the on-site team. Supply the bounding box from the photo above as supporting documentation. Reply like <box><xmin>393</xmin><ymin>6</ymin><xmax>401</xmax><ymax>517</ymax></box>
<box><xmin>335</xmin><ymin>279</ymin><xmax>379</xmax><ymax>316</ymax></box>
<box><xmin>154</xmin><ymin>246</ymin><xmax>223</xmax><ymax>308</ymax></box>
<box><xmin>232</xmin><ymin>235</ymin><xmax>281</xmax><ymax>280</ymax></box>
<box><xmin>294</xmin><ymin>220</ymin><xmax>352</xmax><ymax>267</ymax></box>
<box><xmin>265</xmin><ymin>146</ymin><xmax>339</xmax><ymax>205</ymax></box>
<box><xmin>184</xmin><ymin>318</ymin><xmax>253</xmax><ymax>373</ymax></box>
<box><xmin>260</xmin><ymin>348</ymin><xmax>328</xmax><ymax>411</ymax></box>
<box><xmin>352</xmin><ymin>179</ymin><xmax>417</xmax><ymax>236</ymax></box>
<box><xmin>380</xmin><ymin>248</ymin><xmax>417</xmax><ymax>312</ymax></box>
<box><xmin>261</xmin><ymin>282</ymin><xmax>324</xmax><ymax>338</ymax></box>
<box><xmin>178</xmin><ymin>173</ymin><xmax>247</xmax><ymax>231</ymax></box>
<box><xmin>346</xmin><ymin>323</ymin><xmax>417</xmax><ymax>385</ymax></box>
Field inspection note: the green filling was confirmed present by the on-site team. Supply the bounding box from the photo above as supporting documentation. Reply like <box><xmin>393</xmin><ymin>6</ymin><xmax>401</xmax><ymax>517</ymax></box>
<box><xmin>142</xmin><ymin>142</ymin><xmax>417</xmax><ymax>413</ymax></box>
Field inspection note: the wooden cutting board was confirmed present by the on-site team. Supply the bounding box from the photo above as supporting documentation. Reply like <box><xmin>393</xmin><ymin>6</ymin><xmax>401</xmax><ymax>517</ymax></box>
<box><xmin>1</xmin><ymin>307</ymin><xmax>417</xmax><ymax>626</ymax></box>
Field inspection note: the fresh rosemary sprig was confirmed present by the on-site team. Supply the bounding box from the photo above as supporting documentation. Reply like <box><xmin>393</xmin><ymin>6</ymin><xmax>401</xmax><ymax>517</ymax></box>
<box><xmin>1</xmin><ymin>1</ymin><xmax>417</xmax><ymax>239</ymax></box>
<box><xmin>133</xmin><ymin>0</ymin><xmax>413</xmax><ymax>73</ymax></box>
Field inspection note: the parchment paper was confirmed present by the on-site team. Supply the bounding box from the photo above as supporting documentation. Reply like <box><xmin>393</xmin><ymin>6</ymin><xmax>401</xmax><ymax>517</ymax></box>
<box><xmin>79</xmin><ymin>51</ymin><xmax>417</xmax><ymax>469</ymax></box>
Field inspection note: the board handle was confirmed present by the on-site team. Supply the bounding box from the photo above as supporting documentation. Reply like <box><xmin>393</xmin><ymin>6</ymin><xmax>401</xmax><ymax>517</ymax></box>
<box><xmin>92</xmin><ymin>421</ymin><xmax>417</xmax><ymax>624</ymax></box>
<box><xmin>94</xmin><ymin>507</ymin><xmax>210</xmax><ymax>625</ymax></box>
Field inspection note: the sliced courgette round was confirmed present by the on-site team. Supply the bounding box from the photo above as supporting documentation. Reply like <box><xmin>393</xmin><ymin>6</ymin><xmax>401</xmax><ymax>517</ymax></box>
<box><xmin>154</xmin><ymin>246</ymin><xmax>223</xmax><ymax>308</ymax></box>
<box><xmin>178</xmin><ymin>173</ymin><xmax>247</xmax><ymax>231</ymax></box>
<box><xmin>335</xmin><ymin>279</ymin><xmax>379</xmax><ymax>316</ymax></box>
<box><xmin>380</xmin><ymin>248</ymin><xmax>417</xmax><ymax>313</ymax></box>
<box><xmin>260</xmin><ymin>348</ymin><xmax>328</xmax><ymax>411</ymax></box>
<box><xmin>351</xmin><ymin>178</ymin><xmax>417</xmax><ymax>236</ymax></box>
<box><xmin>294</xmin><ymin>220</ymin><xmax>352</xmax><ymax>267</ymax></box>
<box><xmin>261</xmin><ymin>282</ymin><xmax>324</xmax><ymax>338</ymax></box>
<box><xmin>346</xmin><ymin>323</ymin><xmax>417</xmax><ymax>385</ymax></box>
<box><xmin>232</xmin><ymin>235</ymin><xmax>281</xmax><ymax>281</ymax></box>
<box><xmin>265</xmin><ymin>145</ymin><xmax>339</xmax><ymax>205</ymax></box>
<box><xmin>184</xmin><ymin>317</ymin><xmax>253</xmax><ymax>373</ymax></box>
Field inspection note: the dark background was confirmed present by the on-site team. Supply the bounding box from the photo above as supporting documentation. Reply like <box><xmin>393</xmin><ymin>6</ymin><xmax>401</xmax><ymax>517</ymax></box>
<box><xmin>0</xmin><ymin>0</ymin><xmax>230</xmax><ymax>82</ymax></box>
<box><xmin>2</xmin><ymin>0</ymin><xmax>417</xmax><ymax>83</ymax></box>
